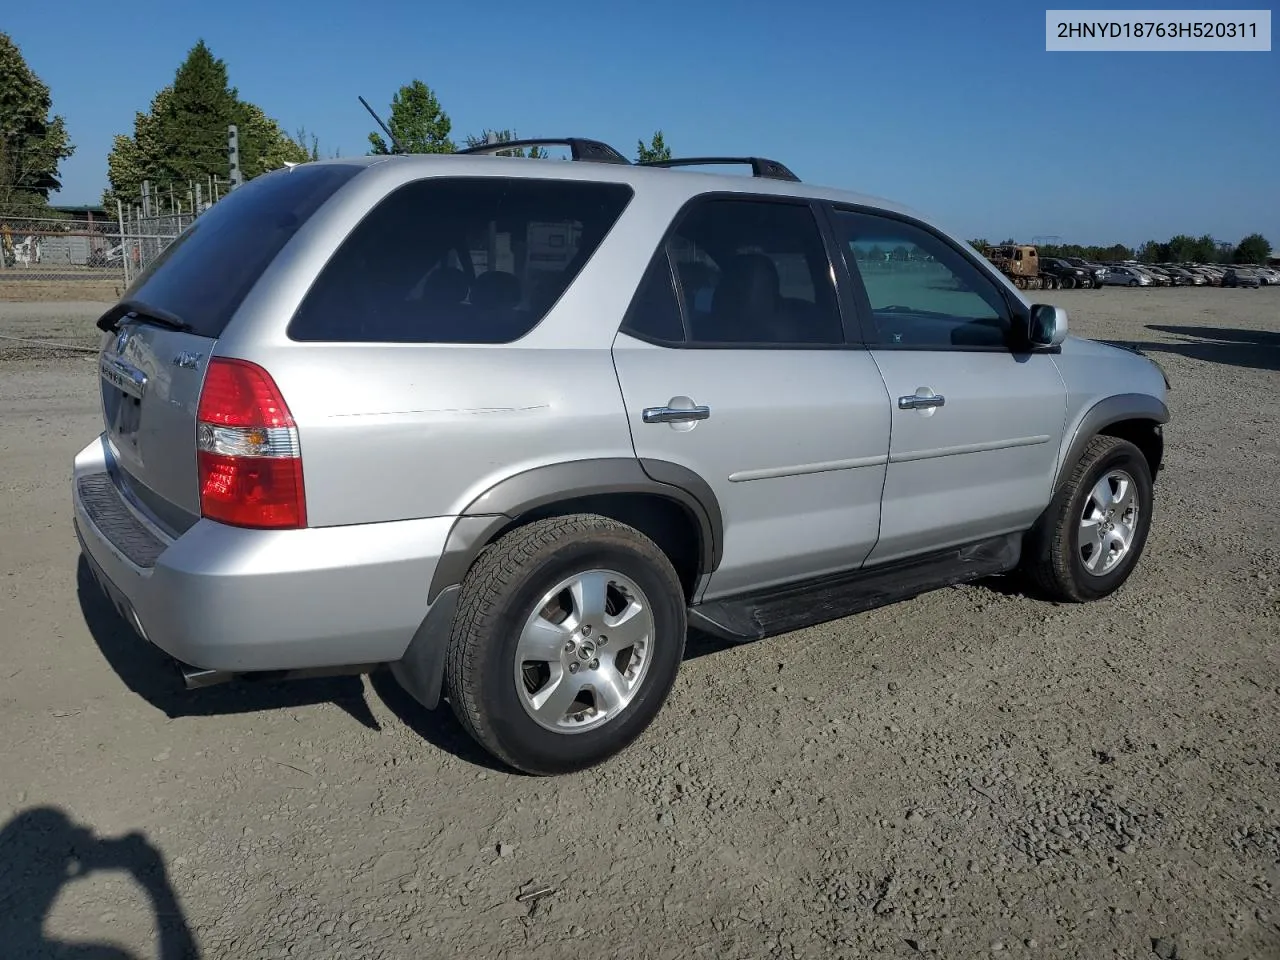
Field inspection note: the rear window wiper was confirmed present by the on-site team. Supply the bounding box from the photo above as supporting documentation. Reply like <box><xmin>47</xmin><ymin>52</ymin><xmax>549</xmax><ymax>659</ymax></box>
<box><xmin>96</xmin><ymin>299</ymin><xmax>194</xmax><ymax>334</ymax></box>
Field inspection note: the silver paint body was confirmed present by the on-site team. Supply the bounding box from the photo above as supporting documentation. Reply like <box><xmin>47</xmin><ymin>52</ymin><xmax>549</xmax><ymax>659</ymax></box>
<box><xmin>72</xmin><ymin>153</ymin><xmax>1169</xmax><ymax>673</ymax></box>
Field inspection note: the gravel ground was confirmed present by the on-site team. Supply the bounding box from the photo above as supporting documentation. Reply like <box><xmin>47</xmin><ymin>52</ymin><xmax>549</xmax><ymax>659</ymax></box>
<box><xmin>1</xmin><ymin>288</ymin><xmax>1277</xmax><ymax>960</ymax></box>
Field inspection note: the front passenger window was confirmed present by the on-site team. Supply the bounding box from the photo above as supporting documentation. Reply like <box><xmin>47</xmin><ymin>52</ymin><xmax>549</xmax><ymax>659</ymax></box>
<box><xmin>832</xmin><ymin>210</ymin><xmax>1011</xmax><ymax>349</ymax></box>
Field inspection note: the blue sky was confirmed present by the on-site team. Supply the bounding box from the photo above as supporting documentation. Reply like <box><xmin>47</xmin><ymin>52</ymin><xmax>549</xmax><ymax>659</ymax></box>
<box><xmin>8</xmin><ymin>0</ymin><xmax>1276</xmax><ymax>246</ymax></box>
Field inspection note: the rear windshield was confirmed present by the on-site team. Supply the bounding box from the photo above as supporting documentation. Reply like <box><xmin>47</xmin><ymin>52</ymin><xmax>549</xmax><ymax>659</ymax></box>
<box><xmin>121</xmin><ymin>164</ymin><xmax>362</xmax><ymax>338</ymax></box>
<box><xmin>287</xmin><ymin>177</ymin><xmax>634</xmax><ymax>344</ymax></box>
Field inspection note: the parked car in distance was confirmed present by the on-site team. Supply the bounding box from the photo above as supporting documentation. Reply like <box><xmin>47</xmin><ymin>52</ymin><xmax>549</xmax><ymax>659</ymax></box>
<box><xmin>72</xmin><ymin>139</ymin><xmax>1172</xmax><ymax>775</ymax></box>
<box><xmin>1102</xmin><ymin>265</ymin><xmax>1152</xmax><ymax>286</ymax></box>
<box><xmin>1222</xmin><ymin>267</ymin><xmax>1262</xmax><ymax>288</ymax></box>
<box><xmin>1040</xmin><ymin>257</ymin><xmax>1095</xmax><ymax>288</ymax></box>
<box><xmin>1162</xmin><ymin>266</ymin><xmax>1198</xmax><ymax>285</ymax></box>
<box><xmin>1070</xmin><ymin>259</ymin><xmax>1111</xmax><ymax>287</ymax></box>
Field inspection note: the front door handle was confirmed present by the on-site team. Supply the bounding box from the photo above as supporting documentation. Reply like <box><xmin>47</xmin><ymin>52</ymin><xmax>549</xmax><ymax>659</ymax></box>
<box><xmin>898</xmin><ymin>393</ymin><xmax>945</xmax><ymax>410</ymax></box>
<box><xmin>643</xmin><ymin>404</ymin><xmax>711</xmax><ymax>424</ymax></box>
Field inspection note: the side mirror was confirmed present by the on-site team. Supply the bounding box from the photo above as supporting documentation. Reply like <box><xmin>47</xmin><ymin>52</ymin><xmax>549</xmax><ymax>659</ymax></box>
<box><xmin>1027</xmin><ymin>303</ymin><xmax>1068</xmax><ymax>348</ymax></box>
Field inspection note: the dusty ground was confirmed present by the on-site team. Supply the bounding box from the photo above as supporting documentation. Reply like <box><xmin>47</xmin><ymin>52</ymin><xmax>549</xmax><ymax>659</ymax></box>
<box><xmin>0</xmin><ymin>278</ymin><xmax>124</xmax><ymax>303</ymax></box>
<box><xmin>1</xmin><ymin>288</ymin><xmax>1277</xmax><ymax>960</ymax></box>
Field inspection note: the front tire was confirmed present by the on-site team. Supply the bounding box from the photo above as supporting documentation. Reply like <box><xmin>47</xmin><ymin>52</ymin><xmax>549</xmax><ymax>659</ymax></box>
<box><xmin>444</xmin><ymin>514</ymin><xmax>686</xmax><ymax>775</ymax></box>
<box><xmin>1022</xmin><ymin>436</ymin><xmax>1154</xmax><ymax>603</ymax></box>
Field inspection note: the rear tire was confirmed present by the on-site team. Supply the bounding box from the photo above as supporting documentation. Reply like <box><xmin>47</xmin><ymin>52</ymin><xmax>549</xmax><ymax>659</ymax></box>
<box><xmin>444</xmin><ymin>514</ymin><xmax>686</xmax><ymax>775</ymax></box>
<box><xmin>1021</xmin><ymin>436</ymin><xmax>1154</xmax><ymax>603</ymax></box>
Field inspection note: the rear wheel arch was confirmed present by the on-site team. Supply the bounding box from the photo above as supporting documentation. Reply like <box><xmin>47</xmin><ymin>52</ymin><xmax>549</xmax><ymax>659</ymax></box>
<box><xmin>427</xmin><ymin>458</ymin><xmax>722</xmax><ymax>604</ymax></box>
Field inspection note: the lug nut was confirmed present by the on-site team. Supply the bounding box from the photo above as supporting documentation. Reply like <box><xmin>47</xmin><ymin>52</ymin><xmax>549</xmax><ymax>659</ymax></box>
<box><xmin>569</xmin><ymin>662</ymin><xmax>580</xmax><ymax>674</ymax></box>
<box><xmin>581</xmin><ymin>625</ymin><xmax>592</xmax><ymax>637</ymax></box>
<box><xmin>598</xmin><ymin>636</ymin><xmax>608</xmax><ymax>646</ymax></box>
<box><xmin>564</xmin><ymin>641</ymin><xmax>575</xmax><ymax>652</ymax></box>
<box><xmin>589</xmin><ymin>659</ymin><xmax>599</xmax><ymax>670</ymax></box>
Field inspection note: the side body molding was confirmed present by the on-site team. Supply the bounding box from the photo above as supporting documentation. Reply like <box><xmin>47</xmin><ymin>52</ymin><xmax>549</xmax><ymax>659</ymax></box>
<box><xmin>1054</xmin><ymin>392</ymin><xmax>1170</xmax><ymax>490</ymax></box>
<box><xmin>426</xmin><ymin>457</ymin><xmax>724</xmax><ymax>603</ymax></box>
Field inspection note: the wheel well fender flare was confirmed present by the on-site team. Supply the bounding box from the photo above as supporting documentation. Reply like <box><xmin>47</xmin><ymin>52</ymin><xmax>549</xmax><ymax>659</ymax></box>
<box><xmin>1053</xmin><ymin>393</ymin><xmax>1169</xmax><ymax>491</ymax></box>
<box><xmin>426</xmin><ymin>458</ymin><xmax>723</xmax><ymax>603</ymax></box>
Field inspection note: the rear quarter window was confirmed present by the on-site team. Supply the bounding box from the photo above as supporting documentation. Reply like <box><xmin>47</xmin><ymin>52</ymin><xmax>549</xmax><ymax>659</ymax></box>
<box><xmin>121</xmin><ymin>164</ymin><xmax>363</xmax><ymax>339</ymax></box>
<box><xmin>287</xmin><ymin>177</ymin><xmax>634</xmax><ymax>344</ymax></box>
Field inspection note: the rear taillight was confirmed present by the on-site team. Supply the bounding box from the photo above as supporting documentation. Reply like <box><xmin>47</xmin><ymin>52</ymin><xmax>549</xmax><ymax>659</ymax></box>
<box><xmin>196</xmin><ymin>357</ymin><xmax>306</xmax><ymax>529</ymax></box>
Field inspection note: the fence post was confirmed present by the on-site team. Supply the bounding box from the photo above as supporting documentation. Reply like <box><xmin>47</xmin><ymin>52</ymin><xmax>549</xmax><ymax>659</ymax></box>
<box><xmin>116</xmin><ymin>199</ymin><xmax>129</xmax><ymax>287</ymax></box>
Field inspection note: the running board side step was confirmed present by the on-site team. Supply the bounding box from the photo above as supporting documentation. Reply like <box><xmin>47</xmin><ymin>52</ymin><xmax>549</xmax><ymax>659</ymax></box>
<box><xmin>687</xmin><ymin>533</ymin><xmax>1022</xmax><ymax>643</ymax></box>
<box><xmin>177</xmin><ymin>661</ymin><xmax>382</xmax><ymax>690</ymax></box>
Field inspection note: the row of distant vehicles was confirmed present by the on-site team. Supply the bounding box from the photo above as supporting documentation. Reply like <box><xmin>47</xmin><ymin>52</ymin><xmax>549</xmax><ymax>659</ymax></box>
<box><xmin>1077</xmin><ymin>259</ymin><xmax>1277</xmax><ymax>289</ymax></box>
<box><xmin>981</xmin><ymin>244</ymin><xmax>1278</xmax><ymax>291</ymax></box>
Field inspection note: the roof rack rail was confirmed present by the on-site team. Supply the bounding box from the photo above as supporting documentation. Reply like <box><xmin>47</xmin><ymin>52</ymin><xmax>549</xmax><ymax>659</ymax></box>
<box><xmin>454</xmin><ymin>138</ymin><xmax>631</xmax><ymax>165</ymax></box>
<box><xmin>637</xmin><ymin>156</ymin><xmax>801</xmax><ymax>182</ymax></box>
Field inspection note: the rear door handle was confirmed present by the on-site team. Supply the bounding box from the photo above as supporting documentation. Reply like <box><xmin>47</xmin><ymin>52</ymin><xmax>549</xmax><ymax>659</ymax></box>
<box><xmin>898</xmin><ymin>394</ymin><xmax>945</xmax><ymax>410</ymax></box>
<box><xmin>643</xmin><ymin>405</ymin><xmax>711</xmax><ymax>424</ymax></box>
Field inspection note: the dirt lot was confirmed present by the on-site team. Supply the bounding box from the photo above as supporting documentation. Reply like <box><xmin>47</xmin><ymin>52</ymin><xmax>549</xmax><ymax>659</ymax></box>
<box><xmin>1</xmin><ymin>288</ymin><xmax>1277</xmax><ymax>960</ymax></box>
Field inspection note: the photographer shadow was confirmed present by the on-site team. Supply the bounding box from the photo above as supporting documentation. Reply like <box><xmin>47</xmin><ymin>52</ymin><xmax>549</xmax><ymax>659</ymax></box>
<box><xmin>0</xmin><ymin>807</ymin><xmax>199</xmax><ymax>959</ymax></box>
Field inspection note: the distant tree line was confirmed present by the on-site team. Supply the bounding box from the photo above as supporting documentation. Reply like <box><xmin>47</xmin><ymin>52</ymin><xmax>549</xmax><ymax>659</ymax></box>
<box><xmin>969</xmin><ymin>233</ymin><xmax>1272</xmax><ymax>265</ymax></box>
<box><xmin>365</xmin><ymin>77</ymin><xmax>670</xmax><ymax>164</ymax></box>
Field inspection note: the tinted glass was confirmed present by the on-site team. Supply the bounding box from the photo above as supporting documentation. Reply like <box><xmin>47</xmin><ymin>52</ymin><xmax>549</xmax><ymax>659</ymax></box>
<box><xmin>288</xmin><ymin>177</ymin><xmax>633</xmax><ymax>343</ymax></box>
<box><xmin>621</xmin><ymin>252</ymin><xmax>686</xmax><ymax>344</ymax></box>
<box><xmin>664</xmin><ymin>198</ymin><xmax>844</xmax><ymax>346</ymax></box>
<box><xmin>833</xmin><ymin>210</ymin><xmax>1011</xmax><ymax>349</ymax></box>
<box><xmin>122</xmin><ymin>164</ymin><xmax>362</xmax><ymax>338</ymax></box>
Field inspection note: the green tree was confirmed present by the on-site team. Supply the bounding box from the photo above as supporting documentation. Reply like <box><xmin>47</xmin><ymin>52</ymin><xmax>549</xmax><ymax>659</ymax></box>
<box><xmin>1137</xmin><ymin>240</ymin><xmax>1168</xmax><ymax>263</ymax></box>
<box><xmin>1189</xmin><ymin>234</ymin><xmax>1217</xmax><ymax>262</ymax></box>
<box><xmin>463</xmin><ymin>129</ymin><xmax>547</xmax><ymax>159</ymax></box>
<box><xmin>968</xmin><ymin>238</ymin><xmax>989</xmax><ymax>252</ymax></box>
<box><xmin>368</xmin><ymin>80</ymin><xmax>453</xmax><ymax>154</ymax></box>
<box><xmin>1164</xmin><ymin>234</ymin><xmax>1197</xmax><ymax>263</ymax></box>
<box><xmin>1233</xmin><ymin>233</ymin><xmax>1271</xmax><ymax>265</ymax></box>
<box><xmin>0</xmin><ymin>31</ymin><xmax>75</xmax><ymax>216</ymax></box>
<box><xmin>152</xmin><ymin>40</ymin><xmax>238</xmax><ymax>185</ymax></box>
<box><xmin>636</xmin><ymin>130</ymin><xmax>671</xmax><ymax>163</ymax></box>
<box><xmin>103</xmin><ymin>41</ymin><xmax>310</xmax><ymax>211</ymax></box>
<box><xmin>235</xmin><ymin>101</ymin><xmax>310</xmax><ymax>175</ymax></box>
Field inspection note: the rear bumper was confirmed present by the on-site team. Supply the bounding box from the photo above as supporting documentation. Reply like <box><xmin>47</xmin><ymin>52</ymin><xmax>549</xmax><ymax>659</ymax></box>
<box><xmin>73</xmin><ymin>434</ymin><xmax>455</xmax><ymax>673</ymax></box>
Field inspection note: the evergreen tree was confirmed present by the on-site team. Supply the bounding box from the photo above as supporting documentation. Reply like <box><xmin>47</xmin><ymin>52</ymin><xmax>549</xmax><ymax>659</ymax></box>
<box><xmin>368</xmin><ymin>80</ymin><xmax>454</xmax><ymax>155</ymax></box>
<box><xmin>103</xmin><ymin>40</ymin><xmax>311</xmax><ymax>212</ymax></box>
<box><xmin>636</xmin><ymin>131</ymin><xmax>671</xmax><ymax>163</ymax></box>
<box><xmin>0</xmin><ymin>31</ymin><xmax>75</xmax><ymax>216</ymax></box>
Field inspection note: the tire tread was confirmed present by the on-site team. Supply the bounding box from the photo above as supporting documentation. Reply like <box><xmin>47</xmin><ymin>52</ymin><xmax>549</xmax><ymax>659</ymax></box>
<box><xmin>444</xmin><ymin>514</ymin><xmax>679</xmax><ymax>774</ymax></box>
<box><xmin>1025</xmin><ymin>435</ymin><xmax>1146</xmax><ymax>603</ymax></box>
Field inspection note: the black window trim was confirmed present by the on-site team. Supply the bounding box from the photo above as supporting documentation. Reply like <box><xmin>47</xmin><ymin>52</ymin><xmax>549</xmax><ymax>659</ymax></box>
<box><xmin>818</xmin><ymin>201</ymin><xmax>1039</xmax><ymax>355</ymax></box>
<box><xmin>286</xmin><ymin>175</ymin><xmax>636</xmax><ymax>345</ymax></box>
<box><xmin>617</xmin><ymin>191</ymin><xmax>866</xmax><ymax>351</ymax></box>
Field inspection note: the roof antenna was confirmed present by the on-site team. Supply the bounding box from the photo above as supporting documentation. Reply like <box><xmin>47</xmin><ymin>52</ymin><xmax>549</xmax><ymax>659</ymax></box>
<box><xmin>358</xmin><ymin>95</ymin><xmax>403</xmax><ymax>154</ymax></box>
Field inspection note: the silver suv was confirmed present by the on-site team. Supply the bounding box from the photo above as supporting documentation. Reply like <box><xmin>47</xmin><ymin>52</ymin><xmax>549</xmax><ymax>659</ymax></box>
<box><xmin>74</xmin><ymin>139</ymin><xmax>1171</xmax><ymax>775</ymax></box>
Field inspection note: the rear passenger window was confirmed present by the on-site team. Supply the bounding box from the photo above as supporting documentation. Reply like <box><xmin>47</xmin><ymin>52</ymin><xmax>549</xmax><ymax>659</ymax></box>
<box><xmin>665</xmin><ymin>198</ymin><xmax>844</xmax><ymax>346</ymax></box>
<box><xmin>288</xmin><ymin>178</ymin><xmax>633</xmax><ymax>343</ymax></box>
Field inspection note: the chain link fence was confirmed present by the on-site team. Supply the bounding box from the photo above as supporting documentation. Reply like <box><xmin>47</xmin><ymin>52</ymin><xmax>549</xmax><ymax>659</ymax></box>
<box><xmin>0</xmin><ymin>217</ymin><xmax>123</xmax><ymax>279</ymax></box>
<box><xmin>1</xmin><ymin>177</ymin><xmax>237</xmax><ymax>290</ymax></box>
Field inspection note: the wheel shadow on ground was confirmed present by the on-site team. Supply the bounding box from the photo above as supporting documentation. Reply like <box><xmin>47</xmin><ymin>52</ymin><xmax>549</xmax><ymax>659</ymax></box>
<box><xmin>76</xmin><ymin>557</ymin><xmax>381</xmax><ymax>731</ymax></box>
<box><xmin>1108</xmin><ymin>323</ymin><xmax>1280</xmax><ymax>374</ymax></box>
<box><xmin>0</xmin><ymin>806</ymin><xmax>200</xmax><ymax>959</ymax></box>
<box><xmin>367</xmin><ymin>628</ymin><xmax>742</xmax><ymax>774</ymax></box>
